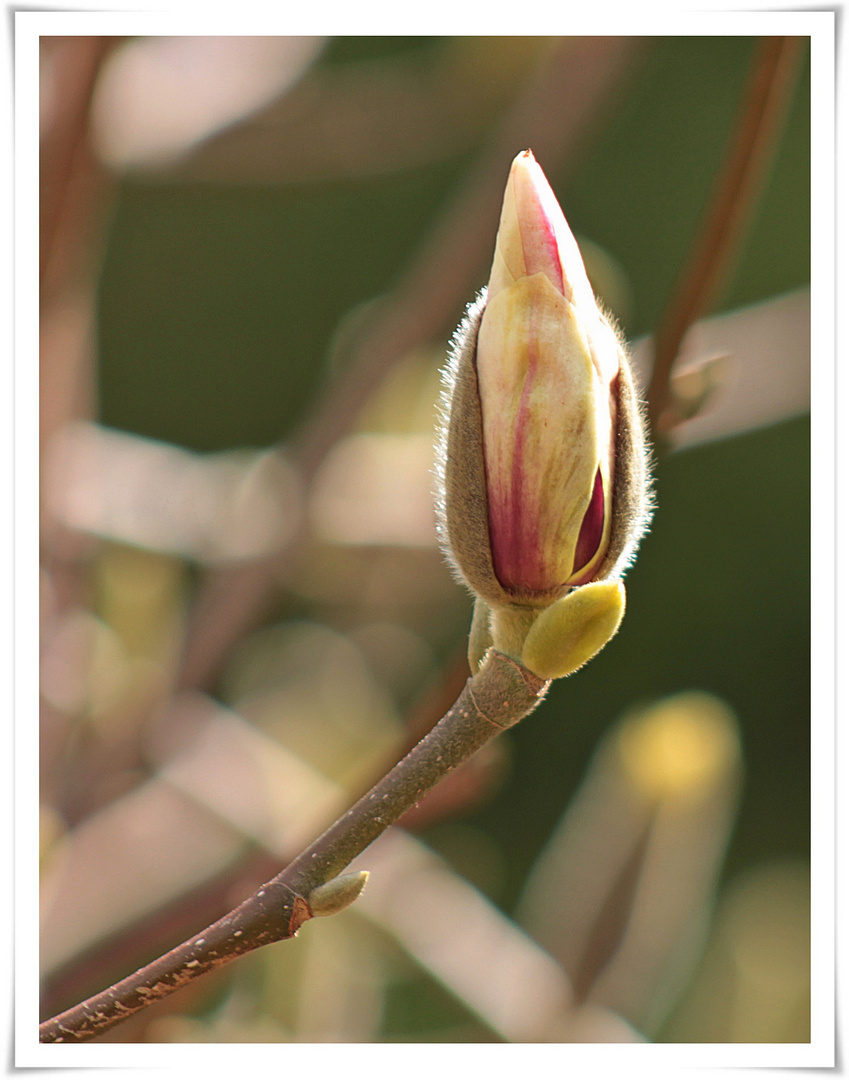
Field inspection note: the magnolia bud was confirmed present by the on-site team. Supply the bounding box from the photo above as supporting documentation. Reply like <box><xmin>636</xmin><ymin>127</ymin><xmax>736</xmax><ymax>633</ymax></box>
<box><xmin>437</xmin><ymin>150</ymin><xmax>651</xmax><ymax>614</ymax></box>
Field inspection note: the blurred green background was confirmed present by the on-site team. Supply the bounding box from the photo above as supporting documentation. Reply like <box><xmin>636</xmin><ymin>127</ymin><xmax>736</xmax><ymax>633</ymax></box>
<box><xmin>98</xmin><ymin>36</ymin><xmax>810</xmax><ymax>450</ymax></box>
<box><xmin>48</xmin><ymin>35</ymin><xmax>812</xmax><ymax>1042</ymax></box>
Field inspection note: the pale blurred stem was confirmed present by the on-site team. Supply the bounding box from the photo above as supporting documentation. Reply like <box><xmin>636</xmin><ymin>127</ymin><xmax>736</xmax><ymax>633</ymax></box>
<box><xmin>40</xmin><ymin>38</ymin><xmax>123</xmax><ymax>814</ymax></box>
<box><xmin>38</xmin><ymin>651</ymin><xmax>548</xmax><ymax>1044</ymax></box>
<box><xmin>40</xmin><ymin>36</ymin><xmax>117</xmax><ymax>289</ymax></box>
<box><xmin>646</xmin><ymin>35</ymin><xmax>805</xmax><ymax>442</ymax></box>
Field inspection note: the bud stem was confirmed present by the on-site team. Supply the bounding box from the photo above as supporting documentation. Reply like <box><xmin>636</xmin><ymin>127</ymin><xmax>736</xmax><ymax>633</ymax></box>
<box><xmin>489</xmin><ymin>604</ymin><xmax>540</xmax><ymax>662</ymax></box>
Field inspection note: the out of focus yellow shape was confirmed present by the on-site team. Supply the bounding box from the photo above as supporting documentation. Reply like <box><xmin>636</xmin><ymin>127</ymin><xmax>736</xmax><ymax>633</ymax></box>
<box><xmin>616</xmin><ymin>692</ymin><xmax>740</xmax><ymax>802</ymax></box>
<box><xmin>96</xmin><ymin>544</ymin><xmax>184</xmax><ymax>658</ymax></box>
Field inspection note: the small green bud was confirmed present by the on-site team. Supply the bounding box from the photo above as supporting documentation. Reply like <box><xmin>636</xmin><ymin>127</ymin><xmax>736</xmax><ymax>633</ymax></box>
<box><xmin>520</xmin><ymin>580</ymin><xmax>626</xmax><ymax>679</ymax></box>
<box><xmin>308</xmin><ymin>871</ymin><xmax>369</xmax><ymax>918</ymax></box>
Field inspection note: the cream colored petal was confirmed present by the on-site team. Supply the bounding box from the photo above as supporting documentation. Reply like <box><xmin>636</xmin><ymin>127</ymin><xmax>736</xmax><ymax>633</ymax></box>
<box><xmin>477</xmin><ymin>275</ymin><xmax>605</xmax><ymax>592</ymax></box>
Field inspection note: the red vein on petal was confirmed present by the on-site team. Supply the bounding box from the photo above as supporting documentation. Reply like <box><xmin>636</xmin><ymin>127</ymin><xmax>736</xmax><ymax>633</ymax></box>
<box><xmin>569</xmin><ymin>467</ymin><xmax>605</xmax><ymax>584</ymax></box>
<box><xmin>491</xmin><ymin>312</ymin><xmax>541</xmax><ymax>591</ymax></box>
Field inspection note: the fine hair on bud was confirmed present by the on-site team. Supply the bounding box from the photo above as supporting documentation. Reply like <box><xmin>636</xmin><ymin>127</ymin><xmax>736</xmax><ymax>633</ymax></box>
<box><xmin>595</xmin><ymin>313</ymin><xmax>655</xmax><ymax>584</ymax></box>
<box><xmin>434</xmin><ymin>289</ymin><xmax>507</xmax><ymax>605</ymax></box>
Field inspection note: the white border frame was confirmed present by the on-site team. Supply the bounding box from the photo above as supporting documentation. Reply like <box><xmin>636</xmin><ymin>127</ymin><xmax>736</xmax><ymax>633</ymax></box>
<box><xmin>14</xmin><ymin>7</ymin><xmax>836</xmax><ymax>1075</ymax></box>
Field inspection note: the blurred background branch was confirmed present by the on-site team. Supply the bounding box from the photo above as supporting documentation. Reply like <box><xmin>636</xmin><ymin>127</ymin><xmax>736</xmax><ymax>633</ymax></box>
<box><xmin>644</xmin><ymin>35</ymin><xmax>806</xmax><ymax>440</ymax></box>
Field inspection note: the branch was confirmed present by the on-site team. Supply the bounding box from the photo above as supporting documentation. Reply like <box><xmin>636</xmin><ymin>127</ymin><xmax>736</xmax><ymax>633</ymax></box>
<box><xmin>40</xmin><ymin>36</ymin><xmax>117</xmax><ymax>295</ymax></box>
<box><xmin>39</xmin><ymin>650</ymin><xmax>549</xmax><ymax>1043</ymax></box>
<box><xmin>646</xmin><ymin>36</ymin><xmax>806</xmax><ymax>441</ymax></box>
<box><xmin>39</xmin><ymin>646</ymin><xmax>474</xmax><ymax>1020</ymax></box>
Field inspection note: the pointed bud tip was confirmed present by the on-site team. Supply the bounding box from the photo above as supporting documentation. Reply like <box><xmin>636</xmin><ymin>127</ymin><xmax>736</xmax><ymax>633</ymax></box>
<box><xmin>488</xmin><ymin>149</ymin><xmax>567</xmax><ymax>299</ymax></box>
<box><xmin>488</xmin><ymin>149</ymin><xmax>599</xmax><ymax>319</ymax></box>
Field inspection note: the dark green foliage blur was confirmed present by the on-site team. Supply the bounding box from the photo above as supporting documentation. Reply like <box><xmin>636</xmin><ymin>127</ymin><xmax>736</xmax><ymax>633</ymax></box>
<box><xmin>95</xmin><ymin>36</ymin><xmax>810</xmax><ymax>1038</ymax></box>
<box><xmin>98</xmin><ymin>36</ymin><xmax>810</xmax><ymax>452</ymax></box>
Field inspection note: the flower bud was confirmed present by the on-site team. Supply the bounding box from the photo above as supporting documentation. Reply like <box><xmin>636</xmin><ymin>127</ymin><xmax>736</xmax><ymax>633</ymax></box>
<box><xmin>437</xmin><ymin>150</ymin><xmax>651</xmax><ymax>611</ymax></box>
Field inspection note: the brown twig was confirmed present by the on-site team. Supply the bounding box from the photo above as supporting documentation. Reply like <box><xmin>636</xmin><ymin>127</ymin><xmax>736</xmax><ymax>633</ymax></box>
<box><xmin>645</xmin><ymin>36</ymin><xmax>806</xmax><ymax>440</ymax></box>
<box><xmin>39</xmin><ymin>651</ymin><xmax>549</xmax><ymax>1043</ymax></box>
<box><xmin>40</xmin><ymin>35</ymin><xmax>115</xmax><ymax>504</ymax></box>
<box><xmin>39</xmin><ymin>850</ymin><xmax>282</xmax><ymax>1023</ymax></box>
<box><xmin>40</xmin><ymin>36</ymin><xmax>116</xmax><ymax>293</ymax></box>
<box><xmin>39</xmin><ymin>38</ymin><xmax>122</xmax><ymax>812</ymax></box>
<box><xmin>39</xmin><ymin>645</ymin><xmax>473</xmax><ymax>1019</ymax></box>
